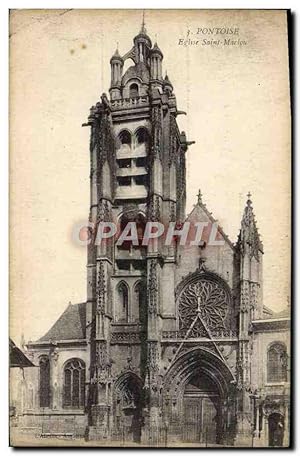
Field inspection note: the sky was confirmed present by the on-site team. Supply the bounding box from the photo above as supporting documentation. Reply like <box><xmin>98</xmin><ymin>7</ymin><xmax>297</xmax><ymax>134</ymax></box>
<box><xmin>10</xmin><ymin>9</ymin><xmax>291</xmax><ymax>343</ymax></box>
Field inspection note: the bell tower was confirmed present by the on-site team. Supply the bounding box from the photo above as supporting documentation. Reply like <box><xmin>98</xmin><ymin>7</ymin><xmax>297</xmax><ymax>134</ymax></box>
<box><xmin>84</xmin><ymin>22</ymin><xmax>193</xmax><ymax>441</ymax></box>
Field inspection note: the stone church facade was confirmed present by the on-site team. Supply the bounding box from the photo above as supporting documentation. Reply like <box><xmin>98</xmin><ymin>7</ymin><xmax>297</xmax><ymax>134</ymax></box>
<box><xmin>12</xmin><ymin>25</ymin><xmax>290</xmax><ymax>447</ymax></box>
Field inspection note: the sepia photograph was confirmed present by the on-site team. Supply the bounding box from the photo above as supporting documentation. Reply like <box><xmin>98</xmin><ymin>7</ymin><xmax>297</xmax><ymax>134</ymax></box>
<box><xmin>9</xmin><ymin>8</ymin><xmax>291</xmax><ymax>447</ymax></box>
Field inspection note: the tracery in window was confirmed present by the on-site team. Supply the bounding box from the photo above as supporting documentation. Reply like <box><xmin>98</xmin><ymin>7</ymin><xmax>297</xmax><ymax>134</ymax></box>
<box><xmin>267</xmin><ymin>343</ymin><xmax>287</xmax><ymax>383</ymax></box>
<box><xmin>63</xmin><ymin>358</ymin><xmax>85</xmax><ymax>408</ymax></box>
<box><xmin>178</xmin><ymin>275</ymin><xmax>230</xmax><ymax>336</ymax></box>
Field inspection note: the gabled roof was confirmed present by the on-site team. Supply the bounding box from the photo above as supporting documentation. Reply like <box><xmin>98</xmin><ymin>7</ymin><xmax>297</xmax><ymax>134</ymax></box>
<box><xmin>38</xmin><ymin>302</ymin><xmax>86</xmax><ymax>342</ymax></box>
<box><xmin>9</xmin><ymin>339</ymin><xmax>34</xmax><ymax>368</ymax></box>
<box><xmin>186</xmin><ymin>190</ymin><xmax>235</xmax><ymax>250</ymax></box>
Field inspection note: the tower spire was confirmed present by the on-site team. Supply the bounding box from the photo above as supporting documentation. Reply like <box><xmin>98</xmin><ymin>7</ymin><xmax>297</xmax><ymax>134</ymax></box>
<box><xmin>197</xmin><ymin>189</ymin><xmax>203</xmax><ymax>205</ymax></box>
<box><xmin>141</xmin><ymin>10</ymin><xmax>146</xmax><ymax>34</ymax></box>
<box><xmin>238</xmin><ymin>193</ymin><xmax>263</xmax><ymax>258</ymax></box>
<box><xmin>246</xmin><ymin>191</ymin><xmax>252</xmax><ymax>205</ymax></box>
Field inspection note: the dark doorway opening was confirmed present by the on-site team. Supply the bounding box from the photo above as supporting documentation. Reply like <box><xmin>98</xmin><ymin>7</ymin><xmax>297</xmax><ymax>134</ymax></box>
<box><xmin>114</xmin><ymin>374</ymin><xmax>143</xmax><ymax>444</ymax></box>
<box><xmin>268</xmin><ymin>413</ymin><xmax>284</xmax><ymax>447</ymax></box>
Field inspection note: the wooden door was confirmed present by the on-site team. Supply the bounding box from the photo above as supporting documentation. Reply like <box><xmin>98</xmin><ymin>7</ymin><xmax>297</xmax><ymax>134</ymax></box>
<box><xmin>183</xmin><ymin>395</ymin><xmax>218</xmax><ymax>444</ymax></box>
<box><xmin>183</xmin><ymin>398</ymin><xmax>202</xmax><ymax>442</ymax></box>
<box><xmin>202</xmin><ymin>396</ymin><xmax>217</xmax><ymax>444</ymax></box>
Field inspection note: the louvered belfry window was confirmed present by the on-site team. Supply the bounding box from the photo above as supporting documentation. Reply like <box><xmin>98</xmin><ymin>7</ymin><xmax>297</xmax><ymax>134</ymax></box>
<box><xmin>129</xmin><ymin>83</ymin><xmax>139</xmax><ymax>98</ymax></box>
<box><xmin>63</xmin><ymin>359</ymin><xmax>85</xmax><ymax>408</ymax></box>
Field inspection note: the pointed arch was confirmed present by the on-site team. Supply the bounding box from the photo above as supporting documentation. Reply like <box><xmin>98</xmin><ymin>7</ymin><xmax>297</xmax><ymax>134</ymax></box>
<box><xmin>118</xmin><ymin>129</ymin><xmax>132</xmax><ymax>147</ymax></box>
<box><xmin>117</xmin><ymin>211</ymin><xmax>146</xmax><ymax>250</ymax></box>
<box><xmin>175</xmin><ymin>270</ymin><xmax>232</xmax><ymax>298</ymax></box>
<box><xmin>134</xmin><ymin>127</ymin><xmax>150</xmax><ymax>147</ymax></box>
<box><xmin>116</xmin><ymin>208</ymin><xmax>147</xmax><ymax>223</ymax></box>
<box><xmin>114</xmin><ymin>371</ymin><xmax>143</xmax><ymax>396</ymax></box>
<box><xmin>116</xmin><ymin>281</ymin><xmax>130</xmax><ymax>322</ymax></box>
<box><xmin>63</xmin><ymin>358</ymin><xmax>85</xmax><ymax>408</ymax></box>
<box><xmin>129</xmin><ymin>83</ymin><xmax>139</xmax><ymax>98</ymax></box>
<box><xmin>132</xmin><ymin>128</ymin><xmax>150</xmax><ymax>172</ymax></box>
<box><xmin>113</xmin><ymin>371</ymin><xmax>144</xmax><ymax>443</ymax></box>
<box><xmin>267</xmin><ymin>342</ymin><xmax>288</xmax><ymax>382</ymax></box>
<box><xmin>164</xmin><ymin>346</ymin><xmax>235</xmax><ymax>399</ymax></box>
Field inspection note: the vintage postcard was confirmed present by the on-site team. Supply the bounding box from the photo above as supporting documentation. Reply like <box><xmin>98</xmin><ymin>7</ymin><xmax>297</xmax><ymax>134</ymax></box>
<box><xmin>9</xmin><ymin>9</ymin><xmax>291</xmax><ymax>447</ymax></box>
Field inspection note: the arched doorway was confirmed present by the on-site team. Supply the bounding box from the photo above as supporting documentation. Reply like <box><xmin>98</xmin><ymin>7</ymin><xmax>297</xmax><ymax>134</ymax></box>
<box><xmin>268</xmin><ymin>413</ymin><xmax>284</xmax><ymax>447</ymax></box>
<box><xmin>183</xmin><ymin>372</ymin><xmax>221</xmax><ymax>444</ymax></box>
<box><xmin>163</xmin><ymin>348</ymin><xmax>236</xmax><ymax>446</ymax></box>
<box><xmin>113</xmin><ymin>372</ymin><xmax>144</xmax><ymax>443</ymax></box>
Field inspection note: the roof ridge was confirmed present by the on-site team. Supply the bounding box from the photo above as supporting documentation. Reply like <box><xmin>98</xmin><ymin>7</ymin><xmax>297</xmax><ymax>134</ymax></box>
<box><xmin>35</xmin><ymin>301</ymin><xmax>86</xmax><ymax>343</ymax></box>
<box><xmin>185</xmin><ymin>192</ymin><xmax>234</xmax><ymax>250</ymax></box>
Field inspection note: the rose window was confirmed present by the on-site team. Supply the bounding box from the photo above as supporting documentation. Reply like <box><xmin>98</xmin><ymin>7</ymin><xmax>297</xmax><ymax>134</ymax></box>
<box><xmin>178</xmin><ymin>276</ymin><xmax>230</xmax><ymax>332</ymax></box>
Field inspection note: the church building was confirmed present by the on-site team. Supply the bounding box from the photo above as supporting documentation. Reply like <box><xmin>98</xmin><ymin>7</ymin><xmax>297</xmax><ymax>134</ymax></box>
<box><xmin>13</xmin><ymin>24</ymin><xmax>290</xmax><ymax>447</ymax></box>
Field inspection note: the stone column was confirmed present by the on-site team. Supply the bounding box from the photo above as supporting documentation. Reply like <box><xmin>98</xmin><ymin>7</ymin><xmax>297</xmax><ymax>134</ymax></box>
<box><xmin>258</xmin><ymin>411</ymin><xmax>267</xmax><ymax>446</ymax></box>
<box><xmin>234</xmin><ymin>390</ymin><xmax>253</xmax><ymax>446</ymax></box>
<box><xmin>88</xmin><ymin>256</ymin><xmax>112</xmax><ymax>440</ymax></box>
<box><xmin>252</xmin><ymin>401</ymin><xmax>260</xmax><ymax>446</ymax></box>
<box><xmin>50</xmin><ymin>348</ymin><xmax>59</xmax><ymax>410</ymax></box>
<box><xmin>146</xmin><ymin>341</ymin><xmax>161</xmax><ymax>446</ymax></box>
<box><xmin>283</xmin><ymin>405</ymin><xmax>289</xmax><ymax>447</ymax></box>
